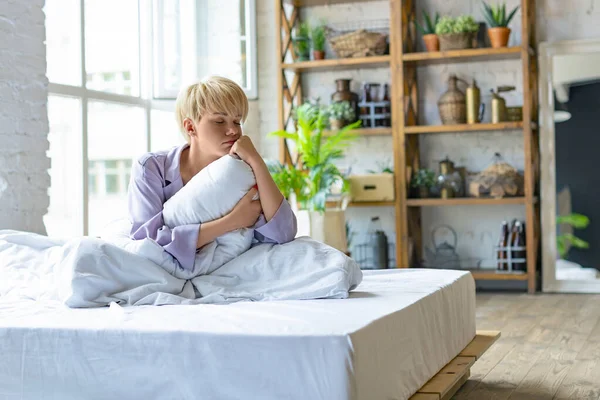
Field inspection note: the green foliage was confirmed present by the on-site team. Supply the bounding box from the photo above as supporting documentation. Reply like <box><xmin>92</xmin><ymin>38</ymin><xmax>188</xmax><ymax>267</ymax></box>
<box><xmin>367</xmin><ymin>160</ymin><xmax>394</xmax><ymax>174</ymax></box>
<box><xmin>311</xmin><ymin>23</ymin><xmax>327</xmax><ymax>51</ymax></box>
<box><xmin>435</xmin><ymin>15</ymin><xmax>479</xmax><ymax>35</ymax></box>
<box><xmin>269</xmin><ymin>102</ymin><xmax>360</xmax><ymax>212</ymax></box>
<box><xmin>327</xmin><ymin>101</ymin><xmax>355</xmax><ymax>122</ymax></box>
<box><xmin>482</xmin><ymin>2</ymin><xmax>519</xmax><ymax>28</ymax></box>
<box><xmin>556</xmin><ymin>213</ymin><xmax>590</xmax><ymax>258</ymax></box>
<box><xmin>415</xmin><ymin>11</ymin><xmax>440</xmax><ymax>35</ymax></box>
<box><xmin>454</xmin><ymin>15</ymin><xmax>479</xmax><ymax>33</ymax></box>
<box><xmin>266</xmin><ymin>161</ymin><xmax>308</xmax><ymax>203</ymax></box>
<box><xmin>295</xmin><ymin>21</ymin><xmax>310</xmax><ymax>38</ymax></box>
<box><xmin>411</xmin><ymin>168</ymin><xmax>436</xmax><ymax>188</ymax></box>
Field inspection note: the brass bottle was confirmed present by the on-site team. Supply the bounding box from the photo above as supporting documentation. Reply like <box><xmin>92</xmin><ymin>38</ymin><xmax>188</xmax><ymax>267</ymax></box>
<box><xmin>466</xmin><ymin>79</ymin><xmax>482</xmax><ymax>124</ymax></box>
<box><xmin>491</xmin><ymin>86</ymin><xmax>515</xmax><ymax>123</ymax></box>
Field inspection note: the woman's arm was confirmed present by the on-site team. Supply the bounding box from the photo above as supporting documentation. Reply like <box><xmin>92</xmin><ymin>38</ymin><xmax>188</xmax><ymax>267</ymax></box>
<box><xmin>128</xmin><ymin>157</ymin><xmax>200</xmax><ymax>270</ymax></box>
<box><xmin>196</xmin><ymin>188</ymin><xmax>262</xmax><ymax>248</ymax></box>
<box><xmin>230</xmin><ymin>136</ymin><xmax>283</xmax><ymax>221</ymax></box>
<box><xmin>230</xmin><ymin>136</ymin><xmax>297</xmax><ymax>244</ymax></box>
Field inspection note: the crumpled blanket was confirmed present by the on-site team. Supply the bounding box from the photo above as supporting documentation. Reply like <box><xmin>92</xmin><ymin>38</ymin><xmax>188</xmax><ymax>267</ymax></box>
<box><xmin>0</xmin><ymin>156</ymin><xmax>362</xmax><ymax>307</ymax></box>
<box><xmin>0</xmin><ymin>230</ymin><xmax>362</xmax><ymax>307</ymax></box>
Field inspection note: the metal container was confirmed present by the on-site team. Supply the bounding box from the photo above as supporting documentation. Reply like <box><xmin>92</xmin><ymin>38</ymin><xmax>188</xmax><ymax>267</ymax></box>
<box><xmin>466</xmin><ymin>79</ymin><xmax>485</xmax><ymax>124</ymax></box>
<box><xmin>490</xmin><ymin>86</ymin><xmax>515</xmax><ymax>123</ymax></box>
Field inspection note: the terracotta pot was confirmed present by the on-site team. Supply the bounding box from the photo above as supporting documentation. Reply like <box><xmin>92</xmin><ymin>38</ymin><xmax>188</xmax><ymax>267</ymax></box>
<box><xmin>330</xmin><ymin>118</ymin><xmax>345</xmax><ymax>130</ymax></box>
<box><xmin>422</xmin><ymin>34</ymin><xmax>440</xmax><ymax>52</ymax></box>
<box><xmin>488</xmin><ymin>27</ymin><xmax>511</xmax><ymax>48</ymax></box>
<box><xmin>313</xmin><ymin>50</ymin><xmax>325</xmax><ymax>60</ymax></box>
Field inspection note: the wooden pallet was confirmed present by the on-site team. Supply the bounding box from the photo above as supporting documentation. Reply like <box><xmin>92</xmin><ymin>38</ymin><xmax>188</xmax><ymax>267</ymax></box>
<box><xmin>409</xmin><ymin>331</ymin><xmax>501</xmax><ymax>400</ymax></box>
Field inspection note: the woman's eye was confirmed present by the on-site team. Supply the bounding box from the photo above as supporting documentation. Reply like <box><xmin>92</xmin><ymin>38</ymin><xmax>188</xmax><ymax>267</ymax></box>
<box><xmin>215</xmin><ymin>120</ymin><xmax>225</xmax><ymax>124</ymax></box>
<box><xmin>234</xmin><ymin>121</ymin><xmax>241</xmax><ymax>126</ymax></box>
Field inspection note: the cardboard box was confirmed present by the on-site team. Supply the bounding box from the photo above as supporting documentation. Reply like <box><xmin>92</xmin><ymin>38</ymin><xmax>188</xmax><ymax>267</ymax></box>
<box><xmin>349</xmin><ymin>173</ymin><xmax>395</xmax><ymax>202</ymax></box>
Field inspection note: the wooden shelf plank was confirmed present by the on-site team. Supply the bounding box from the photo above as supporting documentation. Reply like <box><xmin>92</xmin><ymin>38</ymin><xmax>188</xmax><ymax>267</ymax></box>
<box><xmin>324</xmin><ymin>127</ymin><xmax>391</xmax><ymax>137</ymax></box>
<box><xmin>326</xmin><ymin>200</ymin><xmax>395</xmax><ymax>208</ymax></box>
<box><xmin>403</xmin><ymin>46</ymin><xmax>522</xmax><ymax>65</ymax></box>
<box><xmin>284</xmin><ymin>0</ymin><xmax>379</xmax><ymax>6</ymax></box>
<box><xmin>404</xmin><ymin>121</ymin><xmax>524</xmax><ymax>134</ymax></box>
<box><xmin>459</xmin><ymin>331</ymin><xmax>501</xmax><ymax>360</ymax></box>
<box><xmin>469</xmin><ymin>270</ymin><xmax>529</xmax><ymax>280</ymax></box>
<box><xmin>281</xmin><ymin>55</ymin><xmax>390</xmax><ymax>71</ymax></box>
<box><xmin>406</xmin><ymin>197</ymin><xmax>528</xmax><ymax>207</ymax></box>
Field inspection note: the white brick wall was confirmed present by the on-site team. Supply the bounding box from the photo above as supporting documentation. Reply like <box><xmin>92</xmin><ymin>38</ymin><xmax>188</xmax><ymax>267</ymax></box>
<box><xmin>0</xmin><ymin>0</ymin><xmax>49</xmax><ymax>234</ymax></box>
<box><xmin>254</xmin><ymin>0</ymin><xmax>599</xmax><ymax>266</ymax></box>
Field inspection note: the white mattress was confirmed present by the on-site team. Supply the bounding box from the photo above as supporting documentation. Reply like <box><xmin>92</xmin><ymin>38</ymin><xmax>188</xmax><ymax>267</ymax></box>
<box><xmin>0</xmin><ymin>269</ymin><xmax>475</xmax><ymax>400</ymax></box>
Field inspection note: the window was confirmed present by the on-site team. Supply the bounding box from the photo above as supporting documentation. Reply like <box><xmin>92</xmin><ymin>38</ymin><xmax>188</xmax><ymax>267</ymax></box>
<box><xmin>153</xmin><ymin>0</ymin><xmax>258</xmax><ymax>99</ymax></box>
<box><xmin>45</xmin><ymin>0</ymin><xmax>257</xmax><ymax>236</ymax></box>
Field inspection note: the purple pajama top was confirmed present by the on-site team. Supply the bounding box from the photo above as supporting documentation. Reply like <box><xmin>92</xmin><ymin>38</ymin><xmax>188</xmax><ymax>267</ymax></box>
<box><xmin>127</xmin><ymin>143</ymin><xmax>297</xmax><ymax>272</ymax></box>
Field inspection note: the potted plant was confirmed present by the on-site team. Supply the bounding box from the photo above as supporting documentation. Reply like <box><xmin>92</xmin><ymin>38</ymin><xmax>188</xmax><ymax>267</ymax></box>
<box><xmin>327</xmin><ymin>101</ymin><xmax>356</xmax><ymax>130</ymax></box>
<box><xmin>269</xmin><ymin>103</ymin><xmax>360</xmax><ymax>252</ymax></box>
<box><xmin>311</xmin><ymin>23</ymin><xmax>327</xmax><ymax>60</ymax></box>
<box><xmin>482</xmin><ymin>2</ymin><xmax>519</xmax><ymax>48</ymax></box>
<box><xmin>293</xmin><ymin>22</ymin><xmax>311</xmax><ymax>61</ymax></box>
<box><xmin>557</xmin><ymin>213</ymin><xmax>590</xmax><ymax>259</ymax></box>
<box><xmin>411</xmin><ymin>168</ymin><xmax>436</xmax><ymax>198</ymax></box>
<box><xmin>435</xmin><ymin>15</ymin><xmax>479</xmax><ymax>51</ymax></box>
<box><xmin>415</xmin><ymin>11</ymin><xmax>440</xmax><ymax>52</ymax></box>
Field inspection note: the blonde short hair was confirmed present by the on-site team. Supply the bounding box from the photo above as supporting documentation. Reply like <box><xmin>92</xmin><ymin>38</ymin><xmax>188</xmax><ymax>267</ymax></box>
<box><xmin>175</xmin><ymin>76</ymin><xmax>249</xmax><ymax>142</ymax></box>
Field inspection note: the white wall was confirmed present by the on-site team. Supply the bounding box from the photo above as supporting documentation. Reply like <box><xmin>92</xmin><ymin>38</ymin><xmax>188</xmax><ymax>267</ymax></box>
<box><xmin>0</xmin><ymin>0</ymin><xmax>49</xmax><ymax>234</ymax></box>
<box><xmin>254</xmin><ymin>0</ymin><xmax>600</xmax><ymax>267</ymax></box>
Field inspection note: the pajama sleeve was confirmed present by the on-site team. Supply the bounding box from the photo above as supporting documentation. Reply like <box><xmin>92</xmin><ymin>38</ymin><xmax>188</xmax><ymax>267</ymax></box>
<box><xmin>127</xmin><ymin>158</ymin><xmax>200</xmax><ymax>271</ymax></box>
<box><xmin>253</xmin><ymin>198</ymin><xmax>298</xmax><ymax>244</ymax></box>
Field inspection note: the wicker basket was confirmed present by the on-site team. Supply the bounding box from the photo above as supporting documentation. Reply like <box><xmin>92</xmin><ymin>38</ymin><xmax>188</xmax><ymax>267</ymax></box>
<box><xmin>327</xmin><ymin>28</ymin><xmax>388</xmax><ymax>58</ymax></box>
<box><xmin>438</xmin><ymin>32</ymin><xmax>474</xmax><ymax>51</ymax></box>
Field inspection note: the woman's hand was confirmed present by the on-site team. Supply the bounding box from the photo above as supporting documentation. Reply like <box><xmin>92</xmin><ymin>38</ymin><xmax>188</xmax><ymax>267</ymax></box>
<box><xmin>230</xmin><ymin>136</ymin><xmax>260</xmax><ymax>167</ymax></box>
<box><xmin>225</xmin><ymin>187</ymin><xmax>262</xmax><ymax>230</ymax></box>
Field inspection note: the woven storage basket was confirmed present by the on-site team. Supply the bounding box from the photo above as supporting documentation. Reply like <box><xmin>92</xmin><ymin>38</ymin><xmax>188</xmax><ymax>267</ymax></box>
<box><xmin>438</xmin><ymin>32</ymin><xmax>473</xmax><ymax>51</ymax></box>
<box><xmin>327</xmin><ymin>28</ymin><xmax>388</xmax><ymax>58</ymax></box>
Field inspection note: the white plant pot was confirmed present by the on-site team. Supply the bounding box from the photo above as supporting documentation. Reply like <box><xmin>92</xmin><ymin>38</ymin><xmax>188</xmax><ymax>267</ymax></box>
<box><xmin>295</xmin><ymin>209</ymin><xmax>348</xmax><ymax>253</ymax></box>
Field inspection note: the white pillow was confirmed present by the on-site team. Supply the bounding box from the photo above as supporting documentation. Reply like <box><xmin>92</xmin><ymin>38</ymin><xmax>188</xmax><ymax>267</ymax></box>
<box><xmin>162</xmin><ymin>155</ymin><xmax>257</xmax><ymax>275</ymax></box>
<box><xmin>162</xmin><ymin>155</ymin><xmax>256</xmax><ymax>226</ymax></box>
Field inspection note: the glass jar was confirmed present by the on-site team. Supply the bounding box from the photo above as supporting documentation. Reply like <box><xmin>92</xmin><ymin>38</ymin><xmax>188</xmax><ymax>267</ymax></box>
<box><xmin>437</xmin><ymin>157</ymin><xmax>464</xmax><ymax>198</ymax></box>
<box><xmin>331</xmin><ymin>79</ymin><xmax>360</xmax><ymax>123</ymax></box>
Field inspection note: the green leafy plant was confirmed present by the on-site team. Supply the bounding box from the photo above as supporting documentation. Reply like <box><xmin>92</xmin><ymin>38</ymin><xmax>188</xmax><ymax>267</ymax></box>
<box><xmin>557</xmin><ymin>213</ymin><xmax>590</xmax><ymax>258</ymax></box>
<box><xmin>435</xmin><ymin>15</ymin><xmax>479</xmax><ymax>35</ymax></box>
<box><xmin>482</xmin><ymin>2</ymin><xmax>519</xmax><ymax>28</ymax></box>
<box><xmin>455</xmin><ymin>15</ymin><xmax>479</xmax><ymax>32</ymax></box>
<box><xmin>411</xmin><ymin>168</ymin><xmax>436</xmax><ymax>188</ymax></box>
<box><xmin>415</xmin><ymin>11</ymin><xmax>440</xmax><ymax>35</ymax></box>
<box><xmin>328</xmin><ymin>101</ymin><xmax>355</xmax><ymax>122</ymax></box>
<box><xmin>367</xmin><ymin>160</ymin><xmax>394</xmax><ymax>174</ymax></box>
<box><xmin>269</xmin><ymin>102</ymin><xmax>360</xmax><ymax>211</ymax></box>
<box><xmin>311</xmin><ymin>23</ymin><xmax>327</xmax><ymax>51</ymax></box>
<box><xmin>293</xmin><ymin>22</ymin><xmax>311</xmax><ymax>59</ymax></box>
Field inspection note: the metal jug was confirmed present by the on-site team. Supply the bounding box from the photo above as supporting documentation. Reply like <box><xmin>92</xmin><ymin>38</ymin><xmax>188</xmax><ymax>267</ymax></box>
<box><xmin>491</xmin><ymin>85</ymin><xmax>515</xmax><ymax>123</ymax></box>
<box><xmin>425</xmin><ymin>225</ymin><xmax>460</xmax><ymax>269</ymax></box>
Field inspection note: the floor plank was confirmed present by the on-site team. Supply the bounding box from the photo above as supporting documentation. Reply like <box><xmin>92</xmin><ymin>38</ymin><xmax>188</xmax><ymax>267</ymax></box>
<box><xmin>451</xmin><ymin>293</ymin><xmax>600</xmax><ymax>400</ymax></box>
<box><xmin>508</xmin><ymin>359</ymin><xmax>572</xmax><ymax>400</ymax></box>
<box><xmin>553</xmin><ymin>360</ymin><xmax>600</xmax><ymax>399</ymax></box>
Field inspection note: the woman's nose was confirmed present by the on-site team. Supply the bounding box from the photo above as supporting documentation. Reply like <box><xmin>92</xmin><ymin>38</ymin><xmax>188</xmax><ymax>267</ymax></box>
<box><xmin>225</xmin><ymin>125</ymin><xmax>238</xmax><ymax>135</ymax></box>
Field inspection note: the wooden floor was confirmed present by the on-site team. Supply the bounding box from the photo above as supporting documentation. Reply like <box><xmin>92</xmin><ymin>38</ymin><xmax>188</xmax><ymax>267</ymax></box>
<box><xmin>453</xmin><ymin>293</ymin><xmax>600</xmax><ymax>400</ymax></box>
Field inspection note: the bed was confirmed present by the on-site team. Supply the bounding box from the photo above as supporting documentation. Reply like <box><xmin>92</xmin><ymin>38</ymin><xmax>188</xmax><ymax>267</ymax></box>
<box><xmin>0</xmin><ymin>268</ymin><xmax>480</xmax><ymax>400</ymax></box>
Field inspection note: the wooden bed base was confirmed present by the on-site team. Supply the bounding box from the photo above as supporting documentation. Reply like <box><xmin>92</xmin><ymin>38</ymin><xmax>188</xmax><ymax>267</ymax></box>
<box><xmin>409</xmin><ymin>330</ymin><xmax>501</xmax><ymax>400</ymax></box>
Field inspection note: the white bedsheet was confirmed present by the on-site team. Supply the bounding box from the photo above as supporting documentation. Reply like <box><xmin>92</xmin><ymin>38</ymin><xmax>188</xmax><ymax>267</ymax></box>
<box><xmin>0</xmin><ymin>269</ymin><xmax>475</xmax><ymax>400</ymax></box>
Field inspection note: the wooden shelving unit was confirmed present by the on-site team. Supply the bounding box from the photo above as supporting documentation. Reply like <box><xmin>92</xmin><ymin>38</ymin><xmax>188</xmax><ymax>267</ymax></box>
<box><xmin>406</xmin><ymin>197</ymin><xmax>529</xmax><ymax>207</ymax></box>
<box><xmin>404</xmin><ymin>121</ymin><xmax>524</xmax><ymax>134</ymax></box>
<box><xmin>282</xmin><ymin>55</ymin><xmax>390</xmax><ymax>71</ymax></box>
<box><xmin>275</xmin><ymin>0</ymin><xmax>539</xmax><ymax>291</ymax></box>
<box><xmin>324</xmin><ymin>127</ymin><xmax>391</xmax><ymax>137</ymax></box>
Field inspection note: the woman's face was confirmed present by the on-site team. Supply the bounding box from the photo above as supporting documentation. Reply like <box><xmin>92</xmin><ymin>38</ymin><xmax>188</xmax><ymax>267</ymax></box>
<box><xmin>187</xmin><ymin>112</ymin><xmax>242</xmax><ymax>158</ymax></box>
